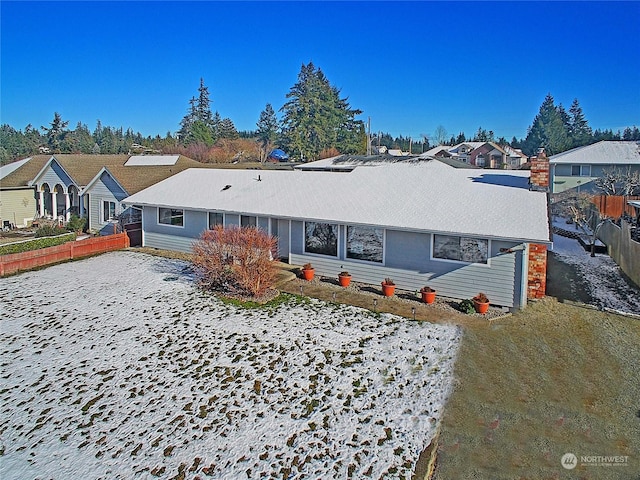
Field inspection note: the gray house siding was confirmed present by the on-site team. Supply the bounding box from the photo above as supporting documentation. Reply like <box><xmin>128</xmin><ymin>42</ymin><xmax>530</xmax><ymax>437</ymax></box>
<box><xmin>86</xmin><ymin>172</ymin><xmax>129</xmax><ymax>232</ymax></box>
<box><xmin>39</xmin><ymin>162</ymin><xmax>74</xmax><ymax>189</ymax></box>
<box><xmin>289</xmin><ymin>225</ymin><xmax>521</xmax><ymax>308</ymax></box>
<box><xmin>138</xmin><ymin>208</ymin><xmax>526</xmax><ymax>308</ymax></box>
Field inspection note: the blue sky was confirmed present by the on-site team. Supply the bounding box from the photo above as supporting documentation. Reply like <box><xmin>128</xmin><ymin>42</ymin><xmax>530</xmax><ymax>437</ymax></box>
<box><xmin>1</xmin><ymin>1</ymin><xmax>639</xmax><ymax>141</ymax></box>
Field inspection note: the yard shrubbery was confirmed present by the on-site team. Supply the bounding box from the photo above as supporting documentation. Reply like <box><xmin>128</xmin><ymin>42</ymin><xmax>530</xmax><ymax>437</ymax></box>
<box><xmin>192</xmin><ymin>225</ymin><xmax>277</xmax><ymax>299</ymax></box>
<box><xmin>0</xmin><ymin>232</ymin><xmax>76</xmax><ymax>256</ymax></box>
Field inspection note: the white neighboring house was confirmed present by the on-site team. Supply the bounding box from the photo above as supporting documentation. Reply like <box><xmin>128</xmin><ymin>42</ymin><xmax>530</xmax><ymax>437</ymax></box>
<box><xmin>549</xmin><ymin>141</ymin><xmax>640</xmax><ymax>194</ymax></box>
<box><xmin>123</xmin><ymin>160</ymin><xmax>551</xmax><ymax>310</ymax></box>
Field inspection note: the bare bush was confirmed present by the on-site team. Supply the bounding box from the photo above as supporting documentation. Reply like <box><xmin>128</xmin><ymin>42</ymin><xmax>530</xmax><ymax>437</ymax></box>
<box><xmin>192</xmin><ymin>225</ymin><xmax>277</xmax><ymax>298</ymax></box>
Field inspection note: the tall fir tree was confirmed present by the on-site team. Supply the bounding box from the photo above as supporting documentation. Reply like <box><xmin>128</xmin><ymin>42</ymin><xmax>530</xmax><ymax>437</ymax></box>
<box><xmin>568</xmin><ymin>98</ymin><xmax>593</xmax><ymax>148</ymax></box>
<box><xmin>179</xmin><ymin>79</ymin><xmax>216</xmax><ymax>145</ymax></box>
<box><xmin>218</xmin><ymin>118</ymin><xmax>239</xmax><ymax>139</ymax></box>
<box><xmin>256</xmin><ymin>103</ymin><xmax>279</xmax><ymax>162</ymax></box>
<box><xmin>280</xmin><ymin>62</ymin><xmax>364</xmax><ymax>161</ymax></box>
<box><xmin>522</xmin><ymin>93</ymin><xmax>571</xmax><ymax>156</ymax></box>
<box><xmin>41</xmin><ymin>112</ymin><xmax>69</xmax><ymax>153</ymax></box>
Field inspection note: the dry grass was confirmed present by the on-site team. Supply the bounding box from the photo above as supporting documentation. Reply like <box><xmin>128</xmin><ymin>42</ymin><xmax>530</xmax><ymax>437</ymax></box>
<box><xmin>127</xmin><ymin>248</ymin><xmax>640</xmax><ymax>478</ymax></box>
<box><xmin>432</xmin><ymin>297</ymin><xmax>640</xmax><ymax>479</ymax></box>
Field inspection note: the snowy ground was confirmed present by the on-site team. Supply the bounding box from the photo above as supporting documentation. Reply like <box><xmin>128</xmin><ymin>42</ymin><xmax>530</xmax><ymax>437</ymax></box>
<box><xmin>0</xmin><ymin>251</ymin><xmax>461</xmax><ymax>479</ymax></box>
<box><xmin>551</xmin><ymin>218</ymin><xmax>640</xmax><ymax>315</ymax></box>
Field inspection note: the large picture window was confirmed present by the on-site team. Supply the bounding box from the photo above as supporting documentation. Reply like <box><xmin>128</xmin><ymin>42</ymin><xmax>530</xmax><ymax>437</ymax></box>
<box><xmin>304</xmin><ymin>222</ymin><xmax>338</xmax><ymax>256</ymax></box>
<box><xmin>158</xmin><ymin>208</ymin><xmax>184</xmax><ymax>227</ymax></box>
<box><xmin>346</xmin><ymin>225</ymin><xmax>384</xmax><ymax>263</ymax></box>
<box><xmin>433</xmin><ymin>234</ymin><xmax>488</xmax><ymax>264</ymax></box>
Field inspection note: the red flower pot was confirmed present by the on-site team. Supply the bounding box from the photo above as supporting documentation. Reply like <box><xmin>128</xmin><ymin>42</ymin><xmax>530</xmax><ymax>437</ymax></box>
<box><xmin>338</xmin><ymin>274</ymin><xmax>352</xmax><ymax>287</ymax></box>
<box><xmin>421</xmin><ymin>290</ymin><xmax>436</xmax><ymax>304</ymax></box>
<box><xmin>301</xmin><ymin>268</ymin><xmax>315</xmax><ymax>281</ymax></box>
<box><xmin>381</xmin><ymin>283</ymin><xmax>396</xmax><ymax>297</ymax></box>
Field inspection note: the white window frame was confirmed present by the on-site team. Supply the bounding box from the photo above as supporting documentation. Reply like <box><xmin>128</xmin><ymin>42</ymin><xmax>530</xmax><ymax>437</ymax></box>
<box><xmin>345</xmin><ymin>225</ymin><xmax>385</xmax><ymax>264</ymax></box>
<box><xmin>431</xmin><ymin>234</ymin><xmax>490</xmax><ymax>265</ymax></box>
<box><xmin>158</xmin><ymin>207</ymin><xmax>184</xmax><ymax>228</ymax></box>
<box><xmin>101</xmin><ymin>200</ymin><xmax>116</xmax><ymax>223</ymax></box>
<box><xmin>303</xmin><ymin>221</ymin><xmax>339</xmax><ymax>258</ymax></box>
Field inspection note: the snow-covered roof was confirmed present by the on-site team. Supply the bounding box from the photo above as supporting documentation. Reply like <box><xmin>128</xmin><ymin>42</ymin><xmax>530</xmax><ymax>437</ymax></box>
<box><xmin>124</xmin><ymin>155</ymin><xmax>180</xmax><ymax>166</ymax></box>
<box><xmin>550</xmin><ymin>141</ymin><xmax>640</xmax><ymax>165</ymax></box>
<box><xmin>123</xmin><ymin>161</ymin><xmax>550</xmax><ymax>243</ymax></box>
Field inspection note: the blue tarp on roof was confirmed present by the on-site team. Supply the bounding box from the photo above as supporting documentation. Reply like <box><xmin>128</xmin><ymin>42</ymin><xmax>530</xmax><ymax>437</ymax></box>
<box><xmin>268</xmin><ymin>149</ymin><xmax>289</xmax><ymax>161</ymax></box>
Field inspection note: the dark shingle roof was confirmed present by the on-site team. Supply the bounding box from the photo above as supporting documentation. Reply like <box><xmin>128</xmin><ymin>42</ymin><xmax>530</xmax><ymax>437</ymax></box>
<box><xmin>0</xmin><ymin>154</ymin><xmax>206</xmax><ymax>194</ymax></box>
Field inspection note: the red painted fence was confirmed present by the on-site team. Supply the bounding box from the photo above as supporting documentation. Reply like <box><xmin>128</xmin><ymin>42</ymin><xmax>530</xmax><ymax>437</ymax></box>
<box><xmin>0</xmin><ymin>233</ymin><xmax>130</xmax><ymax>277</ymax></box>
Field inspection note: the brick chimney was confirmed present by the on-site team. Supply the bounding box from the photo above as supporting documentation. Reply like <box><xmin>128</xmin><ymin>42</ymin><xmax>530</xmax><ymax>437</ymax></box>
<box><xmin>529</xmin><ymin>147</ymin><xmax>549</xmax><ymax>191</ymax></box>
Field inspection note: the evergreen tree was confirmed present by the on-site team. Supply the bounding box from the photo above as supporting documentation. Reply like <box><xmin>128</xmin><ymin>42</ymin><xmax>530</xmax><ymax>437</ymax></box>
<box><xmin>455</xmin><ymin>132</ymin><xmax>466</xmax><ymax>144</ymax></box>
<box><xmin>568</xmin><ymin>98</ymin><xmax>593</xmax><ymax>148</ymax></box>
<box><xmin>218</xmin><ymin>118</ymin><xmax>238</xmax><ymax>139</ymax></box>
<box><xmin>196</xmin><ymin>78</ymin><xmax>213</xmax><ymax>127</ymax></box>
<box><xmin>41</xmin><ymin>112</ymin><xmax>69</xmax><ymax>153</ymax></box>
<box><xmin>256</xmin><ymin>103</ymin><xmax>279</xmax><ymax>162</ymax></box>
<box><xmin>178</xmin><ymin>79</ymin><xmax>216</xmax><ymax>145</ymax></box>
<box><xmin>522</xmin><ymin>94</ymin><xmax>571</xmax><ymax>156</ymax></box>
<box><xmin>622</xmin><ymin>126</ymin><xmax>640</xmax><ymax>141</ymax></box>
<box><xmin>280</xmin><ymin>62</ymin><xmax>364</xmax><ymax>161</ymax></box>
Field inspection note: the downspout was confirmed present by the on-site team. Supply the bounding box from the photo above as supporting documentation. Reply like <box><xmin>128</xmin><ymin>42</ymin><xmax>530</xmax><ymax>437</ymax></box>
<box><xmin>520</xmin><ymin>244</ymin><xmax>530</xmax><ymax>309</ymax></box>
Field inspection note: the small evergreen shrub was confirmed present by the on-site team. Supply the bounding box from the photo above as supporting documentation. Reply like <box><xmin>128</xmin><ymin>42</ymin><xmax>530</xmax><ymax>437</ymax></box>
<box><xmin>458</xmin><ymin>299</ymin><xmax>476</xmax><ymax>315</ymax></box>
<box><xmin>66</xmin><ymin>214</ymin><xmax>86</xmax><ymax>233</ymax></box>
<box><xmin>0</xmin><ymin>232</ymin><xmax>76</xmax><ymax>256</ymax></box>
<box><xmin>35</xmin><ymin>225</ymin><xmax>68</xmax><ymax>238</ymax></box>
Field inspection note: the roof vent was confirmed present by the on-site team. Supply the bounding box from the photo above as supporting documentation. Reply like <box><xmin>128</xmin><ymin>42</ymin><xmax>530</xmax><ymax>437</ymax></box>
<box><xmin>222</xmin><ymin>185</ymin><xmax>231</xmax><ymax>191</ymax></box>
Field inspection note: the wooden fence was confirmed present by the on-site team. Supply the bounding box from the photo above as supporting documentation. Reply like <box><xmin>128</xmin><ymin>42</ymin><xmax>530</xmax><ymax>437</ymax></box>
<box><xmin>0</xmin><ymin>233</ymin><xmax>130</xmax><ymax>277</ymax></box>
<box><xmin>591</xmin><ymin>195</ymin><xmax>640</xmax><ymax>218</ymax></box>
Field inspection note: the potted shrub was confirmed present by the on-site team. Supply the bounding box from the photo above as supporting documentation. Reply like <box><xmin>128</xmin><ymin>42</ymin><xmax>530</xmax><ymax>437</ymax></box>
<box><xmin>420</xmin><ymin>286</ymin><xmax>437</xmax><ymax>304</ymax></box>
<box><xmin>473</xmin><ymin>292</ymin><xmax>490</xmax><ymax>314</ymax></box>
<box><xmin>381</xmin><ymin>278</ymin><xmax>396</xmax><ymax>297</ymax></box>
<box><xmin>301</xmin><ymin>263</ymin><xmax>315</xmax><ymax>281</ymax></box>
<box><xmin>338</xmin><ymin>271</ymin><xmax>352</xmax><ymax>287</ymax></box>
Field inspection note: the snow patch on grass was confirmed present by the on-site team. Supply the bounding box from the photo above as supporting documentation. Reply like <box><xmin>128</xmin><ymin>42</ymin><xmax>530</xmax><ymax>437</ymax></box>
<box><xmin>0</xmin><ymin>251</ymin><xmax>461</xmax><ymax>479</ymax></box>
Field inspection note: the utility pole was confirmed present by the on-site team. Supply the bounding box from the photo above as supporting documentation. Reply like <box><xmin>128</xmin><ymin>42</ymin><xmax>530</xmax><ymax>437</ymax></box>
<box><xmin>366</xmin><ymin>117</ymin><xmax>371</xmax><ymax>156</ymax></box>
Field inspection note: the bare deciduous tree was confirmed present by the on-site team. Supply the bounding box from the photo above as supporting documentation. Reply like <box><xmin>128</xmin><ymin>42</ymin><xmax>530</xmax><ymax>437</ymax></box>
<box><xmin>594</xmin><ymin>166</ymin><xmax>640</xmax><ymax>196</ymax></box>
<box><xmin>192</xmin><ymin>225</ymin><xmax>277</xmax><ymax>298</ymax></box>
<box><xmin>566</xmin><ymin>193</ymin><xmax>610</xmax><ymax>257</ymax></box>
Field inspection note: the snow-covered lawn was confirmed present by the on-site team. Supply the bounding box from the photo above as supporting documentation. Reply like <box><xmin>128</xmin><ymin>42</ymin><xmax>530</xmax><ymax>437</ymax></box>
<box><xmin>551</xmin><ymin>218</ymin><xmax>640</xmax><ymax>314</ymax></box>
<box><xmin>0</xmin><ymin>252</ymin><xmax>461</xmax><ymax>479</ymax></box>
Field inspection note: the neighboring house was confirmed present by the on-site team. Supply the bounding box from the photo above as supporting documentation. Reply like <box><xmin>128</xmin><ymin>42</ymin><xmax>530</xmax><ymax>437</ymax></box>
<box><xmin>123</xmin><ymin>160</ymin><xmax>551</xmax><ymax>310</ymax></box>
<box><xmin>295</xmin><ymin>153</ymin><xmax>478</xmax><ymax>171</ymax></box>
<box><xmin>1</xmin><ymin>158</ymin><xmax>37</xmax><ymax>228</ymax></box>
<box><xmin>0</xmin><ymin>154</ymin><xmax>204</xmax><ymax>233</ymax></box>
<box><xmin>549</xmin><ymin>141</ymin><xmax>640</xmax><ymax>194</ymax></box>
<box><xmin>423</xmin><ymin>142</ymin><xmax>524</xmax><ymax>169</ymax></box>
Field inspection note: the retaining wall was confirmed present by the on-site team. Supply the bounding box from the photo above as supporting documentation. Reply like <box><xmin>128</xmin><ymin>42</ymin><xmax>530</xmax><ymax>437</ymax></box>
<box><xmin>0</xmin><ymin>233</ymin><xmax>130</xmax><ymax>277</ymax></box>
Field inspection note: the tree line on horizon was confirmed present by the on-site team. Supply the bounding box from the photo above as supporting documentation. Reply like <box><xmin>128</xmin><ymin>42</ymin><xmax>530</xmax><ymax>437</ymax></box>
<box><xmin>1</xmin><ymin>65</ymin><xmax>639</xmax><ymax>166</ymax></box>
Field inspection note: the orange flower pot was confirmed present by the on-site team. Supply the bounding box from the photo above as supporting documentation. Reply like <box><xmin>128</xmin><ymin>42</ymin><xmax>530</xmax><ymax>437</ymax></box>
<box><xmin>473</xmin><ymin>299</ymin><xmax>490</xmax><ymax>314</ymax></box>
<box><xmin>381</xmin><ymin>283</ymin><xmax>396</xmax><ymax>297</ymax></box>
<box><xmin>421</xmin><ymin>290</ymin><xmax>436</xmax><ymax>304</ymax></box>
<box><xmin>338</xmin><ymin>274</ymin><xmax>352</xmax><ymax>287</ymax></box>
<box><xmin>301</xmin><ymin>268</ymin><xmax>315</xmax><ymax>281</ymax></box>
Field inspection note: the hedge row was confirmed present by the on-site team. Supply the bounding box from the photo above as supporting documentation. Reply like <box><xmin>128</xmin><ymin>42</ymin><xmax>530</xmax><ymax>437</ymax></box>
<box><xmin>0</xmin><ymin>233</ymin><xmax>77</xmax><ymax>256</ymax></box>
